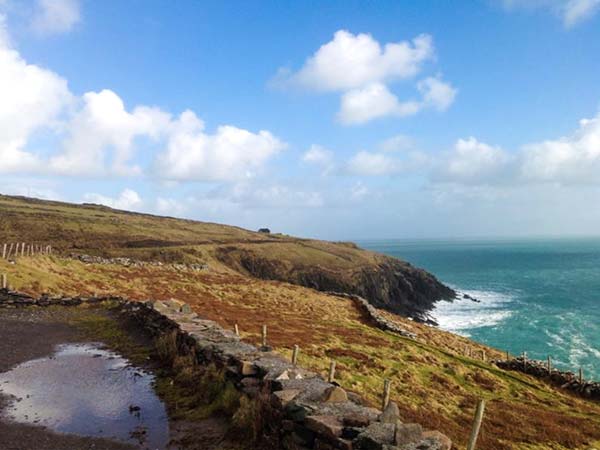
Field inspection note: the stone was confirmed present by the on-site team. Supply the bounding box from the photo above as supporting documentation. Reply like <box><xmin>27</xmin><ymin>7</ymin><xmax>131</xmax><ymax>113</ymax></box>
<box><xmin>240</xmin><ymin>360</ymin><xmax>258</xmax><ymax>376</ymax></box>
<box><xmin>354</xmin><ymin>422</ymin><xmax>396</xmax><ymax>450</ymax></box>
<box><xmin>379</xmin><ymin>401</ymin><xmax>401</xmax><ymax>424</ymax></box>
<box><xmin>305</xmin><ymin>415</ymin><xmax>343</xmax><ymax>440</ymax></box>
<box><xmin>343</xmin><ymin>412</ymin><xmax>371</xmax><ymax>428</ymax></box>
<box><xmin>179</xmin><ymin>303</ymin><xmax>192</xmax><ymax>314</ymax></box>
<box><xmin>421</xmin><ymin>431</ymin><xmax>452</xmax><ymax>450</ymax></box>
<box><xmin>323</xmin><ymin>386</ymin><xmax>349</xmax><ymax>403</ymax></box>
<box><xmin>394</xmin><ymin>423</ymin><xmax>422</xmax><ymax>446</ymax></box>
<box><xmin>272</xmin><ymin>389</ymin><xmax>301</xmax><ymax>408</ymax></box>
<box><xmin>284</xmin><ymin>401</ymin><xmax>315</xmax><ymax>422</ymax></box>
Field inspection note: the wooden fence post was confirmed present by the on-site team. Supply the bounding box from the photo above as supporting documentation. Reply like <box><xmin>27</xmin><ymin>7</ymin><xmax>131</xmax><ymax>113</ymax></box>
<box><xmin>7</xmin><ymin>243</ymin><xmax>13</xmax><ymax>258</ymax></box>
<box><xmin>506</xmin><ymin>350</ymin><xmax>510</xmax><ymax>361</ymax></box>
<box><xmin>2</xmin><ymin>243</ymin><xmax>6</xmax><ymax>259</ymax></box>
<box><xmin>21</xmin><ymin>243</ymin><xmax>25</xmax><ymax>257</ymax></box>
<box><xmin>1</xmin><ymin>274</ymin><xmax>6</xmax><ymax>290</ymax></box>
<box><xmin>261</xmin><ymin>325</ymin><xmax>267</xmax><ymax>347</ymax></box>
<box><xmin>467</xmin><ymin>399</ymin><xmax>486</xmax><ymax>450</ymax></box>
<box><xmin>547</xmin><ymin>356</ymin><xmax>552</xmax><ymax>374</ymax></box>
<box><xmin>234</xmin><ymin>324</ymin><xmax>239</xmax><ymax>336</ymax></box>
<box><xmin>328</xmin><ymin>360</ymin><xmax>336</xmax><ymax>383</ymax></box>
<box><xmin>292</xmin><ymin>344</ymin><xmax>299</xmax><ymax>366</ymax></box>
<box><xmin>381</xmin><ymin>379</ymin><xmax>391</xmax><ymax>410</ymax></box>
<box><xmin>579</xmin><ymin>368</ymin><xmax>583</xmax><ymax>384</ymax></box>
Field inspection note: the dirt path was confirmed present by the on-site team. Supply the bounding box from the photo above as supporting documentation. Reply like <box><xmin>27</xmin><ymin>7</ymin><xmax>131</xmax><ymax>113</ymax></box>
<box><xmin>0</xmin><ymin>306</ymin><xmax>246</xmax><ymax>450</ymax></box>
<box><xmin>0</xmin><ymin>308</ymin><xmax>137</xmax><ymax>450</ymax></box>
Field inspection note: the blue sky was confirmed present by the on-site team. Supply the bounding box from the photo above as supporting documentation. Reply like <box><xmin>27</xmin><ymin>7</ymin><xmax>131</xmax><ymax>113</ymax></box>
<box><xmin>1</xmin><ymin>0</ymin><xmax>600</xmax><ymax>239</ymax></box>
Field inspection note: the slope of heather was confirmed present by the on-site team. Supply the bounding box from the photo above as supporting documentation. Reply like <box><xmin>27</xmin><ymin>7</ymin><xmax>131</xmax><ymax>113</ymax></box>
<box><xmin>0</xmin><ymin>194</ymin><xmax>453</xmax><ymax>320</ymax></box>
<box><xmin>1</xmin><ymin>255</ymin><xmax>600</xmax><ymax>450</ymax></box>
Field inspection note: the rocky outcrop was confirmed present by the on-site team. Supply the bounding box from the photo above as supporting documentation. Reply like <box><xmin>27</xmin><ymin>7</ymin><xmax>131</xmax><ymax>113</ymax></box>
<box><xmin>0</xmin><ymin>288</ymin><xmax>452</xmax><ymax>449</ymax></box>
<box><xmin>215</xmin><ymin>247</ymin><xmax>455</xmax><ymax>323</ymax></box>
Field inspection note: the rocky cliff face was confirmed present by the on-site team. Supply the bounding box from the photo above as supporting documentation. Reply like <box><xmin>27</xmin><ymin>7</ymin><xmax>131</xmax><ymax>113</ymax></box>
<box><xmin>215</xmin><ymin>247</ymin><xmax>455</xmax><ymax>323</ymax></box>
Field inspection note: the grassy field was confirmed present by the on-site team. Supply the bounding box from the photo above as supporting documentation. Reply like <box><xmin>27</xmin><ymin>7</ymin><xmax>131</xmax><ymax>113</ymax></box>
<box><xmin>1</xmin><ymin>194</ymin><xmax>600</xmax><ymax>449</ymax></box>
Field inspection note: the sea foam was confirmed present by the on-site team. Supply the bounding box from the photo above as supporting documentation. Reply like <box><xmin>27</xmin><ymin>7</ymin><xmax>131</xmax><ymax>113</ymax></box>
<box><xmin>430</xmin><ymin>288</ymin><xmax>514</xmax><ymax>336</ymax></box>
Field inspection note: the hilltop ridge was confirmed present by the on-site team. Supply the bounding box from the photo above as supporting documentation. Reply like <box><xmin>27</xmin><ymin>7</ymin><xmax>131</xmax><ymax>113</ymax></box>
<box><xmin>0</xmin><ymin>194</ymin><xmax>454</xmax><ymax>321</ymax></box>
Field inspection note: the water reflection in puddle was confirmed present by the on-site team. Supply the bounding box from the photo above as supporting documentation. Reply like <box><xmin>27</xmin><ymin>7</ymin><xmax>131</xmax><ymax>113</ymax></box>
<box><xmin>0</xmin><ymin>343</ymin><xmax>169</xmax><ymax>449</ymax></box>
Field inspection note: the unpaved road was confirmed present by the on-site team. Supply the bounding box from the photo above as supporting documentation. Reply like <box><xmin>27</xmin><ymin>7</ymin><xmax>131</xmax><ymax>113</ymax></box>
<box><xmin>0</xmin><ymin>308</ymin><xmax>136</xmax><ymax>450</ymax></box>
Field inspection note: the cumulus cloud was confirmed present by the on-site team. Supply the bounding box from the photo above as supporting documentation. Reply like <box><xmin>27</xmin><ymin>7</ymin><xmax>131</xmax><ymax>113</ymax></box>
<box><xmin>501</xmin><ymin>0</ymin><xmax>600</xmax><ymax>27</ymax></box>
<box><xmin>379</xmin><ymin>134</ymin><xmax>414</xmax><ymax>152</ymax></box>
<box><xmin>521</xmin><ymin>113</ymin><xmax>600</xmax><ymax>183</ymax></box>
<box><xmin>273</xmin><ymin>30</ymin><xmax>455</xmax><ymax>125</ymax></box>
<box><xmin>50</xmin><ymin>89</ymin><xmax>171</xmax><ymax>176</ymax></box>
<box><xmin>0</xmin><ymin>15</ymin><xmax>72</xmax><ymax>173</ymax></box>
<box><xmin>83</xmin><ymin>189</ymin><xmax>143</xmax><ymax>210</ymax></box>
<box><xmin>436</xmin><ymin>137</ymin><xmax>513</xmax><ymax>184</ymax></box>
<box><xmin>31</xmin><ymin>0</ymin><xmax>80</xmax><ymax>35</ymax></box>
<box><xmin>337</xmin><ymin>77</ymin><xmax>456</xmax><ymax>125</ymax></box>
<box><xmin>0</xmin><ymin>20</ymin><xmax>284</xmax><ymax>182</ymax></box>
<box><xmin>154</xmin><ymin>111</ymin><xmax>285</xmax><ymax>182</ymax></box>
<box><xmin>280</xmin><ymin>30</ymin><xmax>433</xmax><ymax>92</ymax></box>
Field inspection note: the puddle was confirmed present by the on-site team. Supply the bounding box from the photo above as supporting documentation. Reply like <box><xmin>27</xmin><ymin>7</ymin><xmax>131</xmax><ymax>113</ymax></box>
<box><xmin>0</xmin><ymin>343</ymin><xmax>169</xmax><ymax>449</ymax></box>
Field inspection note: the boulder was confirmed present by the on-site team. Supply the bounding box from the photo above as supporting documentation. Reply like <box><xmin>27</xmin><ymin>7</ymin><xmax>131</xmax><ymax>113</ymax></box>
<box><xmin>305</xmin><ymin>415</ymin><xmax>343</xmax><ymax>440</ymax></box>
<box><xmin>354</xmin><ymin>422</ymin><xmax>396</xmax><ymax>450</ymax></box>
<box><xmin>421</xmin><ymin>431</ymin><xmax>452</xmax><ymax>450</ymax></box>
<box><xmin>394</xmin><ymin>423</ymin><xmax>422</xmax><ymax>446</ymax></box>
<box><xmin>323</xmin><ymin>386</ymin><xmax>348</xmax><ymax>403</ymax></box>
<box><xmin>379</xmin><ymin>401</ymin><xmax>401</xmax><ymax>424</ymax></box>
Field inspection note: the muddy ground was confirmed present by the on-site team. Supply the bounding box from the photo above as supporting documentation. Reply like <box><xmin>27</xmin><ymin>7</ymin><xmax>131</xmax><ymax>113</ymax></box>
<box><xmin>0</xmin><ymin>306</ymin><xmax>243</xmax><ymax>450</ymax></box>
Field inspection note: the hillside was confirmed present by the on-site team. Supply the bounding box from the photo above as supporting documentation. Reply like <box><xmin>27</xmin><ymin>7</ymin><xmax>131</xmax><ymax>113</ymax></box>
<box><xmin>1</xmin><ymin>194</ymin><xmax>600</xmax><ymax>449</ymax></box>
<box><xmin>0</xmin><ymin>194</ymin><xmax>453</xmax><ymax>321</ymax></box>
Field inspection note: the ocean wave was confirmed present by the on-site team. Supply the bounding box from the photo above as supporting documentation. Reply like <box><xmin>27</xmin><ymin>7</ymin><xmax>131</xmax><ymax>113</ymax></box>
<box><xmin>430</xmin><ymin>288</ymin><xmax>514</xmax><ymax>336</ymax></box>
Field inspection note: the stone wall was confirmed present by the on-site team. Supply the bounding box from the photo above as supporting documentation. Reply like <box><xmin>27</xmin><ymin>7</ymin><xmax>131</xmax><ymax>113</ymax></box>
<box><xmin>495</xmin><ymin>357</ymin><xmax>600</xmax><ymax>401</ymax></box>
<box><xmin>326</xmin><ymin>292</ymin><xmax>417</xmax><ymax>339</ymax></box>
<box><xmin>71</xmin><ymin>253</ymin><xmax>209</xmax><ymax>272</ymax></box>
<box><xmin>0</xmin><ymin>288</ymin><xmax>450</xmax><ymax>449</ymax></box>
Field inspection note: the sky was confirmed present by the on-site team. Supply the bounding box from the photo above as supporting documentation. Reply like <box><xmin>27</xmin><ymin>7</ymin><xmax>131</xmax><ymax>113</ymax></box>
<box><xmin>1</xmin><ymin>0</ymin><xmax>600</xmax><ymax>240</ymax></box>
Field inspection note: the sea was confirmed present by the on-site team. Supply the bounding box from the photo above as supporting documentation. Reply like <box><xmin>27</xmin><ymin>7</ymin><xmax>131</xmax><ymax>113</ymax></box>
<box><xmin>358</xmin><ymin>238</ymin><xmax>600</xmax><ymax>380</ymax></box>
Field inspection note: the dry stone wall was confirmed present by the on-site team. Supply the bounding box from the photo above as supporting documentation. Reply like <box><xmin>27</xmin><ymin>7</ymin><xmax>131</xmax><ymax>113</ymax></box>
<box><xmin>495</xmin><ymin>357</ymin><xmax>600</xmax><ymax>401</ymax></box>
<box><xmin>0</xmin><ymin>287</ymin><xmax>450</xmax><ymax>450</ymax></box>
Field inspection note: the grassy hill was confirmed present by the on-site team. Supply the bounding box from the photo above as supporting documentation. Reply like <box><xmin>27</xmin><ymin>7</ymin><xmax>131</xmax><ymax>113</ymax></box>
<box><xmin>1</xmin><ymin>194</ymin><xmax>600</xmax><ymax>449</ymax></box>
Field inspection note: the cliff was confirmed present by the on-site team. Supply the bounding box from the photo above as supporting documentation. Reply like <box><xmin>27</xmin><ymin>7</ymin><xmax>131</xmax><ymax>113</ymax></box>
<box><xmin>215</xmin><ymin>245</ymin><xmax>454</xmax><ymax>322</ymax></box>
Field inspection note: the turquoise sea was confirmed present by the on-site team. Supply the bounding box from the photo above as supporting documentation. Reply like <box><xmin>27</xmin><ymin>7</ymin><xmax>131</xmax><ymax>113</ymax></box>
<box><xmin>359</xmin><ymin>238</ymin><xmax>600</xmax><ymax>380</ymax></box>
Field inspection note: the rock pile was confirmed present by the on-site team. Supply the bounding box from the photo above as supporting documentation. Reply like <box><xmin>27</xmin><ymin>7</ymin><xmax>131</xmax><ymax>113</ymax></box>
<box><xmin>71</xmin><ymin>254</ymin><xmax>209</xmax><ymax>272</ymax></box>
<box><xmin>496</xmin><ymin>357</ymin><xmax>600</xmax><ymax>400</ymax></box>
<box><xmin>326</xmin><ymin>292</ymin><xmax>417</xmax><ymax>339</ymax></box>
<box><xmin>0</xmin><ymin>288</ymin><xmax>450</xmax><ymax>449</ymax></box>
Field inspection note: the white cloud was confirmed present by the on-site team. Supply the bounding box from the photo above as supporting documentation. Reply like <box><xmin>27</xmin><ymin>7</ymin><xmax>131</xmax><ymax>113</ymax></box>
<box><xmin>50</xmin><ymin>89</ymin><xmax>170</xmax><ymax>176</ymax></box>
<box><xmin>273</xmin><ymin>29</ymin><xmax>455</xmax><ymax>125</ymax></box>
<box><xmin>521</xmin><ymin>112</ymin><xmax>600</xmax><ymax>183</ymax></box>
<box><xmin>337</xmin><ymin>83</ymin><xmax>421</xmax><ymax>125</ymax></box>
<box><xmin>501</xmin><ymin>0</ymin><xmax>600</xmax><ymax>27</ymax></box>
<box><xmin>83</xmin><ymin>189</ymin><xmax>143</xmax><ymax>211</ymax></box>
<box><xmin>302</xmin><ymin>144</ymin><xmax>334</xmax><ymax>166</ymax></box>
<box><xmin>346</xmin><ymin>150</ymin><xmax>405</xmax><ymax>176</ymax></box>
<box><xmin>418</xmin><ymin>76</ymin><xmax>458</xmax><ymax>112</ymax></box>
<box><xmin>436</xmin><ymin>137</ymin><xmax>512</xmax><ymax>184</ymax></box>
<box><xmin>0</xmin><ymin>20</ymin><xmax>284</xmax><ymax>182</ymax></box>
<box><xmin>280</xmin><ymin>30</ymin><xmax>434</xmax><ymax>92</ymax></box>
<box><xmin>337</xmin><ymin>77</ymin><xmax>456</xmax><ymax>125</ymax></box>
<box><xmin>31</xmin><ymin>0</ymin><xmax>80</xmax><ymax>35</ymax></box>
<box><xmin>0</xmin><ymin>15</ymin><xmax>72</xmax><ymax>174</ymax></box>
<box><xmin>563</xmin><ymin>0</ymin><xmax>600</xmax><ymax>26</ymax></box>
<box><xmin>155</xmin><ymin>111</ymin><xmax>286</xmax><ymax>182</ymax></box>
